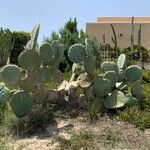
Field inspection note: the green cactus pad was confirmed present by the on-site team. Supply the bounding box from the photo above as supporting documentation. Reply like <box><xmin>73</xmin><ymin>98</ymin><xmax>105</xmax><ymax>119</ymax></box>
<box><xmin>10</xmin><ymin>90</ymin><xmax>33</xmax><ymax>118</ymax></box>
<box><xmin>0</xmin><ymin>82</ymin><xmax>10</xmax><ymax>105</ymax></box>
<box><xmin>68</xmin><ymin>44</ymin><xmax>86</xmax><ymax>63</ymax></box>
<box><xmin>101</xmin><ymin>61</ymin><xmax>118</xmax><ymax>73</ymax></box>
<box><xmin>39</xmin><ymin>43</ymin><xmax>54</xmax><ymax>66</ymax></box>
<box><xmin>85</xmin><ymin>86</ymin><xmax>94</xmax><ymax>99</ymax></box>
<box><xmin>118</xmin><ymin>69</ymin><xmax>125</xmax><ymax>82</ymax></box>
<box><xmin>93</xmin><ymin>77</ymin><xmax>111</xmax><ymax>97</ymax></box>
<box><xmin>0</xmin><ymin>65</ymin><xmax>22</xmax><ymax>86</ymax></box>
<box><xmin>126</xmin><ymin>65</ymin><xmax>142</xmax><ymax>81</ymax></box>
<box><xmin>84</xmin><ymin>56</ymin><xmax>95</xmax><ymax>75</ymax></box>
<box><xmin>19</xmin><ymin>77</ymin><xmax>33</xmax><ymax>92</ymax></box>
<box><xmin>38</xmin><ymin>67</ymin><xmax>51</xmax><ymax>81</ymax></box>
<box><xmin>131</xmin><ymin>80</ymin><xmax>143</xmax><ymax>98</ymax></box>
<box><xmin>125</xmin><ymin>93</ymin><xmax>139</xmax><ymax>107</ymax></box>
<box><xmin>85</xmin><ymin>38</ymin><xmax>93</xmax><ymax>56</ymax></box>
<box><xmin>25</xmin><ymin>40</ymin><xmax>33</xmax><ymax>50</ymax></box>
<box><xmin>52</xmin><ymin>40</ymin><xmax>64</xmax><ymax>59</ymax></box>
<box><xmin>104</xmin><ymin>71</ymin><xmax>118</xmax><ymax>89</ymax></box>
<box><xmin>104</xmin><ymin>90</ymin><xmax>127</xmax><ymax>109</ymax></box>
<box><xmin>117</xmin><ymin>54</ymin><xmax>126</xmax><ymax>69</ymax></box>
<box><xmin>18</xmin><ymin>50</ymin><xmax>41</xmax><ymax>71</ymax></box>
<box><xmin>31</xmin><ymin>23</ymin><xmax>40</xmax><ymax>50</ymax></box>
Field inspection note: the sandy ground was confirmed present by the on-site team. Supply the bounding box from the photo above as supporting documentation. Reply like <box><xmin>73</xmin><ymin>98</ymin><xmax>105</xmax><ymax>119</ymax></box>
<box><xmin>7</xmin><ymin>116</ymin><xmax>150</xmax><ymax>150</ymax></box>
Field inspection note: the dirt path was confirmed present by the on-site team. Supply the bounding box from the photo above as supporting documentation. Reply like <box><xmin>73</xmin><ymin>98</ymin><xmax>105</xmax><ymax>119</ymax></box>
<box><xmin>7</xmin><ymin>116</ymin><xmax>150</xmax><ymax>150</ymax></box>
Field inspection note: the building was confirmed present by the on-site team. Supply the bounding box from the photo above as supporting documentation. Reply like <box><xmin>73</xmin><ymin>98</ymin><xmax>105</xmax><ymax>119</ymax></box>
<box><xmin>86</xmin><ymin>17</ymin><xmax>150</xmax><ymax>49</ymax></box>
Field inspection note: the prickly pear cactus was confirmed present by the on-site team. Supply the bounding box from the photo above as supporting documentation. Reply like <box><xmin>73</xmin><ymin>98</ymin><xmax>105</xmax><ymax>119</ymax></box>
<box><xmin>104</xmin><ymin>71</ymin><xmax>118</xmax><ymax>89</ymax></box>
<box><xmin>126</xmin><ymin>65</ymin><xmax>142</xmax><ymax>81</ymax></box>
<box><xmin>117</xmin><ymin>54</ymin><xmax>126</xmax><ymax>69</ymax></box>
<box><xmin>0</xmin><ymin>65</ymin><xmax>22</xmax><ymax>86</ymax></box>
<box><xmin>0</xmin><ymin>23</ymin><xmax>64</xmax><ymax>118</ymax></box>
<box><xmin>0</xmin><ymin>82</ymin><xmax>10</xmax><ymax>105</ymax></box>
<box><xmin>10</xmin><ymin>90</ymin><xmax>33</xmax><ymax>118</ymax></box>
<box><xmin>18</xmin><ymin>50</ymin><xmax>42</xmax><ymax>71</ymax></box>
<box><xmin>68</xmin><ymin>44</ymin><xmax>86</xmax><ymax>63</ymax></box>
<box><xmin>93</xmin><ymin>77</ymin><xmax>111</xmax><ymax>97</ymax></box>
<box><xmin>104</xmin><ymin>90</ymin><xmax>127</xmax><ymax>109</ymax></box>
<box><xmin>101</xmin><ymin>61</ymin><xmax>118</xmax><ymax>73</ymax></box>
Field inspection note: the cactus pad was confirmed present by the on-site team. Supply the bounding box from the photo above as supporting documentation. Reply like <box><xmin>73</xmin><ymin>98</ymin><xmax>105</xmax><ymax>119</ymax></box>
<box><xmin>126</xmin><ymin>65</ymin><xmax>142</xmax><ymax>81</ymax></box>
<box><xmin>118</xmin><ymin>69</ymin><xmax>125</xmax><ymax>82</ymax></box>
<box><xmin>52</xmin><ymin>40</ymin><xmax>64</xmax><ymax>59</ymax></box>
<box><xmin>68</xmin><ymin>44</ymin><xmax>86</xmax><ymax>63</ymax></box>
<box><xmin>93</xmin><ymin>77</ymin><xmax>111</xmax><ymax>97</ymax></box>
<box><xmin>0</xmin><ymin>82</ymin><xmax>10</xmax><ymax>105</ymax></box>
<box><xmin>18</xmin><ymin>50</ymin><xmax>41</xmax><ymax>71</ymax></box>
<box><xmin>101</xmin><ymin>61</ymin><xmax>118</xmax><ymax>73</ymax></box>
<box><xmin>38</xmin><ymin>67</ymin><xmax>51</xmax><ymax>81</ymax></box>
<box><xmin>117</xmin><ymin>54</ymin><xmax>126</xmax><ymax>69</ymax></box>
<box><xmin>104</xmin><ymin>71</ymin><xmax>118</xmax><ymax>89</ymax></box>
<box><xmin>31</xmin><ymin>23</ymin><xmax>40</xmax><ymax>50</ymax></box>
<box><xmin>0</xmin><ymin>65</ymin><xmax>22</xmax><ymax>85</ymax></box>
<box><xmin>10</xmin><ymin>90</ymin><xmax>33</xmax><ymax>118</ymax></box>
<box><xmin>40</xmin><ymin>43</ymin><xmax>54</xmax><ymax>66</ymax></box>
<box><xmin>131</xmin><ymin>80</ymin><xmax>143</xmax><ymax>98</ymax></box>
<box><xmin>125</xmin><ymin>93</ymin><xmax>139</xmax><ymax>107</ymax></box>
<box><xmin>85</xmin><ymin>38</ymin><xmax>93</xmax><ymax>56</ymax></box>
<box><xmin>104</xmin><ymin>90</ymin><xmax>127</xmax><ymax>109</ymax></box>
<box><xmin>84</xmin><ymin>56</ymin><xmax>95</xmax><ymax>75</ymax></box>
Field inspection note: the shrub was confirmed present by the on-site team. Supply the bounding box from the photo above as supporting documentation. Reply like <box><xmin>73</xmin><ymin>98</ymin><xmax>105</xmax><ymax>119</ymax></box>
<box><xmin>10</xmin><ymin>31</ymin><xmax>30</xmax><ymax>64</ymax></box>
<box><xmin>117</xmin><ymin>82</ymin><xmax>150</xmax><ymax>129</ymax></box>
<box><xmin>0</xmin><ymin>28</ymin><xmax>13</xmax><ymax>67</ymax></box>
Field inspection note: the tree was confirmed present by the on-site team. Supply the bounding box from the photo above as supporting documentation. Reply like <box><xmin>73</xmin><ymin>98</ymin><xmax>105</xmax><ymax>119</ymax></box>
<box><xmin>44</xmin><ymin>18</ymin><xmax>100</xmax><ymax>72</ymax></box>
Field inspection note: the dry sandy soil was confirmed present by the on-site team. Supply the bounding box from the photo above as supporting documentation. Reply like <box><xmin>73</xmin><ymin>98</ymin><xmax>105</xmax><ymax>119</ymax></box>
<box><xmin>4</xmin><ymin>115</ymin><xmax>150</xmax><ymax>150</ymax></box>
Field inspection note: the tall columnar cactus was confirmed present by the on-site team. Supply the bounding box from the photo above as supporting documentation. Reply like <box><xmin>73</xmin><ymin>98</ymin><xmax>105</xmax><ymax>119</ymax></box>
<box><xmin>110</xmin><ymin>24</ymin><xmax>118</xmax><ymax>56</ymax></box>
<box><xmin>0</xmin><ymin>23</ymin><xmax>64</xmax><ymax>118</ymax></box>
<box><xmin>130</xmin><ymin>16</ymin><xmax>135</xmax><ymax>51</ymax></box>
<box><xmin>138</xmin><ymin>24</ymin><xmax>142</xmax><ymax>47</ymax></box>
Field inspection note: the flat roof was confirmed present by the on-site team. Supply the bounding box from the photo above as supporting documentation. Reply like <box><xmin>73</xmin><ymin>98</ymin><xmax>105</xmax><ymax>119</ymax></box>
<box><xmin>97</xmin><ymin>17</ymin><xmax>150</xmax><ymax>23</ymax></box>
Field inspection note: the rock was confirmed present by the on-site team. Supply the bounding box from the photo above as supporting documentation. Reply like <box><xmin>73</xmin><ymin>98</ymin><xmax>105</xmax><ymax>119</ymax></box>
<box><xmin>77</xmin><ymin>73</ymin><xmax>91</xmax><ymax>88</ymax></box>
<box><xmin>45</xmin><ymin>90</ymin><xmax>65</xmax><ymax>105</ymax></box>
<box><xmin>57</xmin><ymin>80</ymin><xmax>68</xmax><ymax>92</ymax></box>
<box><xmin>65</xmin><ymin>81</ymin><xmax>79</xmax><ymax>91</ymax></box>
<box><xmin>76</xmin><ymin>94</ymin><xmax>87</xmax><ymax>108</ymax></box>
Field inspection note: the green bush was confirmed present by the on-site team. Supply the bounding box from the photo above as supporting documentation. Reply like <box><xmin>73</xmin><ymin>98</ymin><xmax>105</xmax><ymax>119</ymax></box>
<box><xmin>117</xmin><ymin>83</ymin><xmax>150</xmax><ymax>130</ymax></box>
<box><xmin>10</xmin><ymin>31</ymin><xmax>30</xmax><ymax>64</ymax></box>
<box><xmin>0</xmin><ymin>28</ymin><xmax>13</xmax><ymax>67</ymax></box>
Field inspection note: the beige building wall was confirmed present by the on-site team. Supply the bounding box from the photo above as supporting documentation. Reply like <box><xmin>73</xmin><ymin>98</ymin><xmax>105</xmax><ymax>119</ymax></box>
<box><xmin>86</xmin><ymin>17</ymin><xmax>150</xmax><ymax>49</ymax></box>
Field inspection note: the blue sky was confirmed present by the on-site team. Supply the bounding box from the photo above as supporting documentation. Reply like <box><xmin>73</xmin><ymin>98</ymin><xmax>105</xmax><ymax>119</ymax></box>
<box><xmin>1</xmin><ymin>0</ymin><xmax>150</xmax><ymax>43</ymax></box>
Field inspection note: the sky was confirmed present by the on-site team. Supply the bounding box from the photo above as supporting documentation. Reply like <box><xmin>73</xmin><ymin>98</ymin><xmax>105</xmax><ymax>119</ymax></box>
<box><xmin>1</xmin><ymin>0</ymin><xmax>150</xmax><ymax>43</ymax></box>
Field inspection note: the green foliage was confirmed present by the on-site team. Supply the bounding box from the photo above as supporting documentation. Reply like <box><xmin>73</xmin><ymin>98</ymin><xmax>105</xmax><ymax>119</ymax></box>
<box><xmin>0</xmin><ymin>28</ymin><xmax>13</xmax><ymax>66</ymax></box>
<box><xmin>10</xmin><ymin>31</ymin><xmax>30</xmax><ymax>64</ymax></box>
<box><xmin>117</xmin><ymin>82</ymin><xmax>150</xmax><ymax>129</ymax></box>
<box><xmin>43</xmin><ymin>18</ymin><xmax>99</xmax><ymax>72</ymax></box>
